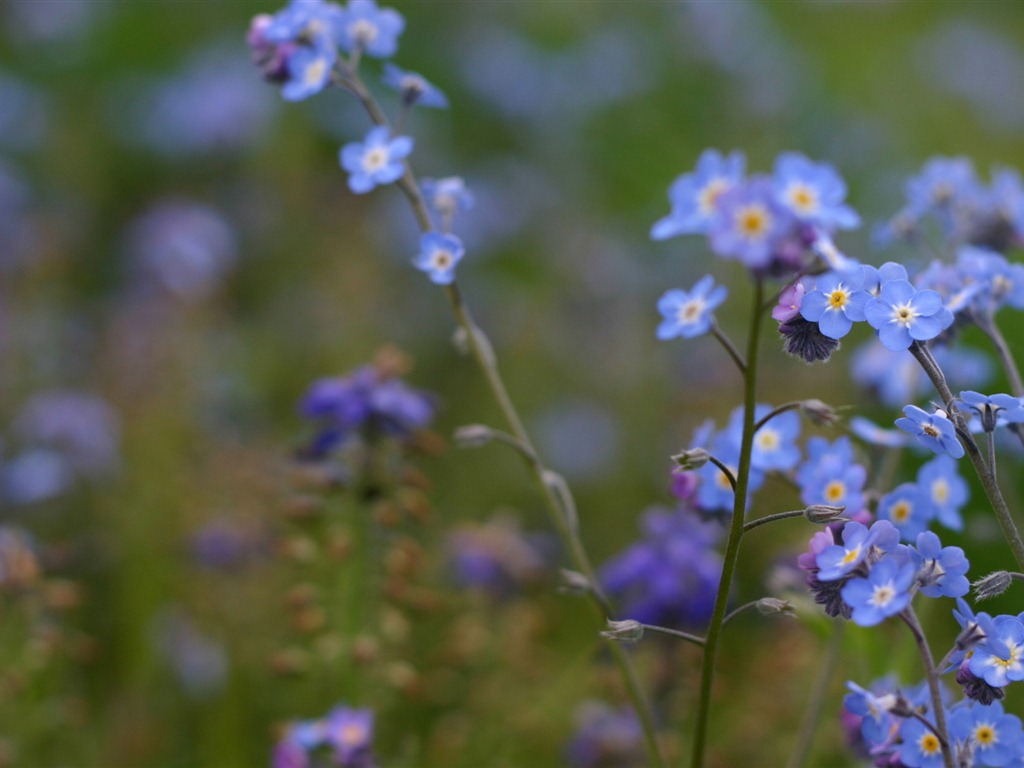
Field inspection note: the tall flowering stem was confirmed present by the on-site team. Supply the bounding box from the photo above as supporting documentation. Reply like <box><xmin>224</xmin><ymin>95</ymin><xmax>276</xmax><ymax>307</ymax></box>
<box><xmin>899</xmin><ymin>606</ymin><xmax>954</xmax><ymax>768</ymax></box>
<box><xmin>909</xmin><ymin>341</ymin><xmax>1024</xmax><ymax>570</ymax></box>
<box><xmin>690</xmin><ymin>278</ymin><xmax>765</xmax><ymax>768</ymax></box>
<box><xmin>339</xmin><ymin>57</ymin><xmax>666</xmax><ymax>768</ymax></box>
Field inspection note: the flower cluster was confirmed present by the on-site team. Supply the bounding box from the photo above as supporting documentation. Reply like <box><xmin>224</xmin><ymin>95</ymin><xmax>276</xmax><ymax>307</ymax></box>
<box><xmin>272</xmin><ymin>704</ymin><xmax>375</xmax><ymax>768</ymax></box>
<box><xmin>651</xmin><ymin>149</ymin><xmax>859</xmax><ymax>274</ymax></box>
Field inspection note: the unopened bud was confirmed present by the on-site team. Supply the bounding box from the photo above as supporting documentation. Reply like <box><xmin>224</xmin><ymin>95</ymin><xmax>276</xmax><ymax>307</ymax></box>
<box><xmin>672</xmin><ymin>447</ymin><xmax>710</xmax><ymax>470</ymax></box>
<box><xmin>973</xmin><ymin>571</ymin><xmax>1014</xmax><ymax>601</ymax></box>
<box><xmin>804</xmin><ymin>505</ymin><xmax>847</xmax><ymax>524</ymax></box>
<box><xmin>888</xmin><ymin>692</ymin><xmax>916</xmax><ymax>719</ymax></box>
<box><xmin>453</xmin><ymin>424</ymin><xmax>495</xmax><ymax>449</ymax></box>
<box><xmin>756</xmin><ymin>597</ymin><xmax>796</xmax><ymax>617</ymax></box>
<box><xmin>600</xmin><ymin>619</ymin><xmax>644</xmax><ymax>644</ymax></box>
<box><xmin>801</xmin><ymin>399</ymin><xmax>840</xmax><ymax>427</ymax></box>
<box><xmin>558</xmin><ymin>569</ymin><xmax>591</xmax><ymax>596</ymax></box>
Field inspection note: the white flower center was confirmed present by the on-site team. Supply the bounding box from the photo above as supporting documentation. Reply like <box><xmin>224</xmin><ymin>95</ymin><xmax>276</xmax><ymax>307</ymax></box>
<box><xmin>697</xmin><ymin>178</ymin><xmax>728</xmax><ymax>216</ymax></box>
<box><xmin>891</xmin><ymin>303</ymin><xmax>919</xmax><ymax>327</ymax></box>
<box><xmin>677</xmin><ymin>299</ymin><xmax>706</xmax><ymax>325</ymax></box>
<box><xmin>932</xmin><ymin>479</ymin><xmax>949</xmax><ymax>504</ymax></box>
<box><xmin>786</xmin><ymin>182</ymin><xmax>819</xmax><ymax>214</ymax></box>
<box><xmin>869</xmin><ymin>580</ymin><xmax>897</xmax><ymax>608</ymax></box>
<box><xmin>362</xmin><ymin>147</ymin><xmax>389</xmax><ymax>173</ymax></box>
<box><xmin>349</xmin><ymin>19</ymin><xmax>379</xmax><ymax>45</ymax></box>
<box><xmin>304</xmin><ymin>57</ymin><xmax>328</xmax><ymax>88</ymax></box>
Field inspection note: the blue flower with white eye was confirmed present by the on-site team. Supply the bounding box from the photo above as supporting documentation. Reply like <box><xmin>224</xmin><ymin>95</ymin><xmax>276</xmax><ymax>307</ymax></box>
<box><xmin>916</xmin><ymin>455</ymin><xmax>968</xmax><ymax>531</ymax></box>
<box><xmin>864</xmin><ymin>280</ymin><xmax>953</xmax><ymax>351</ymax></box>
<box><xmin>957</xmin><ymin>247</ymin><xmax>1024</xmax><ymax>313</ymax></box>
<box><xmin>263</xmin><ymin>0</ymin><xmax>343</xmax><ymax>47</ymax></box>
<box><xmin>381</xmin><ymin>63</ymin><xmax>448</xmax><ymax>108</ymax></box>
<box><xmin>844</xmin><ymin>681</ymin><xmax>898</xmax><ymax>748</ymax></box>
<box><xmin>970</xmin><ymin>615</ymin><xmax>1024</xmax><ymax>688</ymax></box>
<box><xmin>412</xmin><ymin>232</ymin><xmax>464</xmax><ymax>285</ymax></box>
<box><xmin>799</xmin><ymin>271</ymin><xmax>870</xmax><ymax>340</ymax></box>
<box><xmin>772</xmin><ymin>151</ymin><xmax>860</xmax><ymax>230</ymax></box>
<box><xmin>655</xmin><ymin>276</ymin><xmax>727</xmax><ymax>340</ymax></box>
<box><xmin>896</xmin><ymin>405</ymin><xmax>965</xmax><ymax>459</ymax></box>
<box><xmin>336</xmin><ymin>0</ymin><xmax>404</xmax><ymax>58</ymax></box>
<box><xmin>339</xmin><ymin>125</ymin><xmax>413</xmax><ymax>194</ymax></box>
<box><xmin>911</xmin><ymin>530</ymin><xmax>968</xmax><ymax>598</ymax></box>
<box><xmin>723</xmin><ymin>403</ymin><xmax>800</xmax><ymax>472</ymax></box>
<box><xmin>905</xmin><ymin>155</ymin><xmax>983</xmax><ymax>215</ymax></box>
<box><xmin>877</xmin><ymin>483</ymin><xmax>935</xmax><ymax>541</ymax></box>
<box><xmin>815</xmin><ymin>519</ymin><xmax>900</xmax><ymax>581</ymax></box>
<box><xmin>841</xmin><ymin>556</ymin><xmax>916</xmax><ymax>626</ymax></box>
<box><xmin>694</xmin><ymin>430</ymin><xmax>764</xmax><ymax>514</ymax></box>
<box><xmin>420</xmin><ymin>177</ymin><xmax>473</xmax><ymax>224</ymax></box>
<box><xmin>650</xmin><ymin>149</ymin><xmax>745</xmax><ymax>240</ymax></box>
<box><xmin>796</xmin><ymin>436</ymin><xmax>867</xmax><ymax>513</ymax></box>
<box><xmin>960</xmin><ymin>390</ymin><xmax>1024</xmax><ymax>432</ymax></box>
<box><xmin>281</xmin><ymin>45</ymin><xmax>336</xmax><ymax>101</ymax></box>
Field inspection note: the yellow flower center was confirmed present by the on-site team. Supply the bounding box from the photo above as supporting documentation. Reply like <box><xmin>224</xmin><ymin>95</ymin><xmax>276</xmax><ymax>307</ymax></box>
<box><xmin>824</xmin><ymin>480</ymin><xmax>846</xmax><ymax>503</ymax></box>
<box><xmin>735</xmin><ymin>205</ymin><xmax>770</xmax><ymax>239</ymax></box>
<box><xmin>787</xmin><ymin>183</ymin><xmax>819</xmax><ymax>214</ymax></box>
<box><xmin>698</xmin><ymin>178</ymin><xmax>728</xmax><ymax>216</ymax></box>
<box><xmin>828</xmin><ymin>288</ymin><xmax>848</xmax><ymax>309</ymax></box>
<box><xmin>918</xmin><ymin>732</ymin><xmax>941</xmax><ymax>756</ymax></box>
<box><xmin>932</xmin><ymin>479</ymin><xmax>949</xmax><ymax>504</ymax></box>
<box><xmin>755</xmin><ymin>429</ymin><xmax>780</xmax><ymax>451</ymax></box>
<box><xmin>891</xmin><ymin>501</ymin><xmax>912</xmax><ymax>523</ymax></box>
<box><xmin>975</xmin><ymin>724</ymin><xmax>997</xmax><ymax>747</ymax></box>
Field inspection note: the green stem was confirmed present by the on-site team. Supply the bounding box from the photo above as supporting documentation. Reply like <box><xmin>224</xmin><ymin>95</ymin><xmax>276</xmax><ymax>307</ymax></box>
<box><xmin>711</xmin><ymin>323</ymin><xmax>746</xmax><ymax>373</ymax></box>
<box><xmin>742</xmin><ymin>509</ymin><xmax>806</xmax><ymax>533</ymax></box>
<box><xmin>341</xmin><ymin>64</ymin><xmax>665</xmax><ymax>768</ymax></box>
<box><xmin>900</xmin><ymin>606</ymin><xmax>953</xmax><ymax>768</ymax></box>
<box><xmin>690</xmin><ymin>278</ymin><xmax>765</xmax><ymax>768</ymax></box>
<box><xmin>910</xmin><ymin>342</ymin><xmax>1024</xmax><ymax>570</ymax></box>
<box><xmin>786</xmin><ymin>622</ymin><xmax>843</xmax><ymax>768</ymax></box>
<box><xmin>641</xmin><ymin>624</ymin><xmax>706</xmax><ymax>647</ymax></box>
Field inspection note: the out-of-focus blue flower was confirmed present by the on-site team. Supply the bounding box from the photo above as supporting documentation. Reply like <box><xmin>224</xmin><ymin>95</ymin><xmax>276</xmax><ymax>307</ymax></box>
<box><xmin>601</xmin><ymin>507</ymin><xmax>721</xmax><ymax>628</ymax></box>
<box><xmin>850</xmin><ymin>340</ymin><xmax>991</xmax><ymax>408</ymax></box>
<box><xmin>948</xmin><ymin>701</ymin><xmax>1024</xmax><ymax>767</ymax></box>
<box><xmin>796</xmin><ymin>436</ymin><xmax>867</xmax><ymax>514</ymax></box>
<box><xmin>906</xmin><ymin>156</ymin><xmax>982</xmax><ymax>214</ymax></box>
<box><xmin>419</xmin><ymin>177</ymin><xmax>473</xmax><ymax>227</ymax></box>
<box><xmin>282</xmin><ymin>45</ymin><xmax>336</xmax><ymax>101</ymax></box>
<box><xmin>799</xmin><ymin>271</ymin><xmax>870</xmax><ymax>340</ymax></box>
<box><xmin>152</xmin><ymin>608</ymin><xmax>228</xmax><ymax>700</ymax></box>
<box><xmin>957</xmin><ymin>246</ymin><xmax>1024</xmax><ymax>314</ymax></box>
<box><xmin>694</xmin><ymin>430</ymin><xmax>764</xmax><ymax>513</ymax></box>
<box><xmin>725</xmin><ymin>403</ymin><xmax>800</xmax><ymax>472</ymax></box>
<box><xmin>655</xmin><ymin>275</ymin><xmax>727</xmax><ymax>340</ymax></box>
<box><xmin>412</xmin><ymin>232</ymin><xmax>463</xmax><ymax>285</ymax></box>
<box><xmin>272</xmin><ymin>703</ymin><xmax>375</xmax><ymax>768</ymax></box>
<box><xmin>916</xmin><ymin>455</ymin><xmax>968</xmax><ymax>531</ymax></box>
<box><xmin>864</xmin><ymin>280</ymin><xmax>953</xmax><ymax>351</ymax></box>
<box><xmin>969</xmin><ymin>615</ymin><xmax>1024</xmax><ymax>688</ymax></box>
<box><xmin>446</xmin><ymin>516</ymin><xmax>551</xmax><ymax>596</ymax></box>
<box><xmin>848</xmin><ymin>416</ymin><xmax>910</xmax><ymax>448</ymax></box>
<box><xmin>381</xmin><ymin>63</ymin><xmax>447</xmax><ymax>108</ymax></box>
<box><xmin>708</xmin><ymin>177</ymin><xmax>793</xmax><ymax>269</ymax></box>
<box><xmin>841</xmin><ymin>556</ymin><xmax>916</xmax><ymax>626</ymax></box>
<box><xmin>189</xmin><ymin>519</ymin><xmax>269</xmax><ymax>570</ymax></box>
<box><xmin>897</xmin><ymin>715</ymin><xmax>947</xmax><ymax>768</ymax></box>
<box><xmin>124</xmin><ymin>199</ymin><xmax>237</xmax><ymax>300</ymax></box>
<box><xmin>336</xmin><ymin>0</ymin><xmax>404</xmax><ymax>59</ymax></box>
<box><xmin>262</xmin><ymin>0</ymin><xmax>343</xmax><ymax>49</ymax></box>
<box><xmin>566</xmin><ymin>702</ymin><xmax>644</xmax><ymax>768</ymax></box>
<box><xmin>844</xmin><ymin>681</ymin><xmax>899</xmax><ymax>748</ymax></box>
<box><xmin>896</xmin><ymin>405</ymin><xmax>965</xmax><ymax>459</ymax></box>
<box><xmin>877</xmin><ymin>483</ymin><xmax>935</xmax><ymax>541</ymax></box>
<box><xmin>772</xmin><ymin>152</ymin><xmax>860</xmax><ymax>230</ymax></box>
<box><xmin>299</xmin><ymin>363</ymin><xmax>434</xmax><ymax>458</ymax></box>
<box><xmin>339</xmin><ymin>125</ymin><xmax>413</xmax><ymax>194</ymax></box>
<box><xmin>912</xmin><ymin>530</ymin><xmax>968</xmax><ymax>598</ymax></box>
<box><xmin>650</xmin><ymin>149</ymin><xmax>745</xmax><ymax>240</ymax></box>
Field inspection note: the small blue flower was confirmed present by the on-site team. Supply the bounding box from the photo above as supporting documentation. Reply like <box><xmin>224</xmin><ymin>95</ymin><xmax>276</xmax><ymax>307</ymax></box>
<box><xmin>412</xmin><ymin>232</ymin><xmax>464</xmax><ymax>285</ymax></box>
<box><xmin>336</xmin><ymin>0</ymin><xmax>404</xmax><ymax>58</ymax></box>
<box><xmin>848</xmin><ymin>416</ymin><xmax>910</xmax><ymax>448</ymax></box>
<box><xmin>843</xmin><ymin>681</ymin><xmax>898</xmax><ymax>748</ymax></box>
<box><xmin>708</xmin><ymin>177</ymin><xmax>793</xmax><ymax>269</ymax></box>
<box><xmin>655</xmin><ymin>275</ymin><xmax>727</xmax><ymax>340</ymax></box>
<box><xmin>916</xmin><ymin>455</ymin><xmax>968</xmax><ymax>531</ymax></box>
<box><xmin>877</xmin><ymin>482</ymin><xmax>935</xmax><ymax>541</ymax></box>
<box><xmin>339</xmin><ymin>125</ymin><xmax>413</xmax><ymax>194</ymax></box>
<box><xmin>960</xmin><ymin>390</ymin><xmax>1024</xmax><ymax>432</ymax></box>
<box><xmin>694</xmin><ymin>430</ymin><xmax>764</xmax><ymax>514</ymax></box>
<box><xmin>381</xmin><ymin>63</ymin><xmax>448</xmax><ymax>108</ymax></box>
<box><xmin>970</xmin><ymin>614</ymin><xmax>1024</xmax><ymax>688</ymax></box>
<box><xmin>281</xmin><ymin>45</ymin><xmax>336</xmax><ymax>101</ymax></box>
<box><xmin>420</xmin><ymin>176</ymin><xmax>474</xmax><ymax>224</ymax></box>
<box><xmin>323</xmin><ymin>706</ymin><xmax>375</xmax><ymax>766</ymax></box>
<box><xmin>796</xmin><ymin>436</ymin><xmax>867</xmax><ymax>513</ymax></box>
<box><xmin>896</xmin><ymin>405</ymin><xmax>965</xmax><ymax>459</ymax></box>
<box><xmin>799</xmin><ymin>271</ymin><xmax>870</xmax><ymax>340</ymax></box>
<box><xmin>263</xmin><ymin>0</ymin><xmax>344</xmax><ymax>48</ymax></box>
<box><xmin>772</xmin><ymin>151</ymin><xmax>860</xmax><ymax>230</ymax></box>
<box><xmin>911</xmin><ymin>530</ymin><xmax>969</xmax><ymax>598</ymax></box>
<box><xmin>864</xmin><ymin>279</ymin><xmax>953</xmax><ymax>351</ymax></box>
<box><xmin>840</xmin><ymin>556</ymin><xmax>916</xmax><ymax>626</ymax></box>
<box><xmin>897</xmin><ymin>715</ymin><xmax>947</xmax><ymax>768</ymax></box>
<box><xmin>650</xmin><ymin>149</ymin><xmax>745</xmax><ymax>239</ymax></box>
<box><xmin>948</xmin><ymin>701</ymin><xmax>1024</xmax><ymax>768</ymax></box>
<box><xmin>726</xmin><ymin>403</ymin><xmax>800</xmax><ymax>472</ymax></box>
<box><xmin>957</xmin><ymin>247</ymin><xmax>1024</xmax><ymax>314</ymax></box>
<box><xmin>816</xmin><ymin>519</ymin><xmax>900</xmax><ymax>581</ymax></box>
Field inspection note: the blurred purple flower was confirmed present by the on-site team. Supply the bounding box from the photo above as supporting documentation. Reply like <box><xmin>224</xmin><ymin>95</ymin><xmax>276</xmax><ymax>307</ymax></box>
<box><xmin>566</xmin><ymin>702</ymin><xmax>645</xmax><ymax>768</ymax></box>
<box><xmin>447</xmin><ymin>516</ymin><xmax>552</xmax><ymax>596</ymax></box>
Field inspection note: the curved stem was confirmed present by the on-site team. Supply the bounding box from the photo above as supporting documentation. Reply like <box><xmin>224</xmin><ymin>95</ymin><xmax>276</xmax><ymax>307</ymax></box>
<box><xmin>742</xmin><ymin>509</ymin><xmax>806</xmax><ymax>533</ymax></box>
<box><xmin>786</xmin><ymin>622</ymin><xmax>843</xmax><ymax>768</ymax></box>
<box><xmin>721</xmin><ymin>600</ymin><xmax>762</xmax><ymax>626</ymax></box>
<box><xmin>753</xmin><ymin>401</ymin><xmax>802</xmax><ymax>433</ymax></box>
<box><xmin>899</xmin><ymin>606</ymin><xmax>953</xmax><ymax>768</ymax></box>
<box><xmin>690</xmin><ymin>278</ymin><xmax>765</xmax><ymax>768</ymax></box>
<box><xmin>706</xmin><ymin>455</ymin><xmax>737</xmax><ymax>493</ymax></box>
<box><xmin>340</xmin><ymin>65</ymin><xmax>665</xmax><ymax>768</ymax></box>
<box><xmin>711</xmin><ymin>323</ymin><xmax>746</xmax><ymax>373</ymax></box>
<box><xmin>641</xmin><ymin>623</ymin><xmax>706</xmax><ymax>647</ymax></box>
<box><xmin>910</xmin><ymin>342</ymin><xmax>1024</xmax><ymax>570</ymax></box>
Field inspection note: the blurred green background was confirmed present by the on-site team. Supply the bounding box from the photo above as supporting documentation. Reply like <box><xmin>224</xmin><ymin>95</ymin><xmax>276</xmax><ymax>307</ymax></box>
<box><xmin>3</xmin><ymin>1</ymin><xmax>1024</xmax><ymax>766</ymax></box>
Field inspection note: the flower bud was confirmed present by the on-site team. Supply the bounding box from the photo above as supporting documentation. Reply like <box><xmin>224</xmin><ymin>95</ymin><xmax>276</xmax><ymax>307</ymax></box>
<box><xmin>600</xmin><ymin>619</ymin><xmax>644</xmax><ymax>644</ymax></box>
<box><xmin>756</xmin><ymin>597</ymin><xmax>795</xmax><ymax>617</ymax></box>
<box><xmin>672</xmin><ymin>447</ymin><xmax>710</xmax><ymax>470</ymax></box>
<box><xmin>973</xmin><ymin>571</ymin><xmax>1014</xmax><ymax>601</ymax></box>
<box><xmin>801</xmin><ymin>399</ymin><xmax>840</xmax><ymax>427</ymax></box>
<box><xmin>804</xmin><ymin>505</ymin><xmax>847</xmax><ymax>524</ymax></box>
<box><xmin>453</xmin><ymin>424</ymin><xmax>495</xmax><ymax>449</ymax></box>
